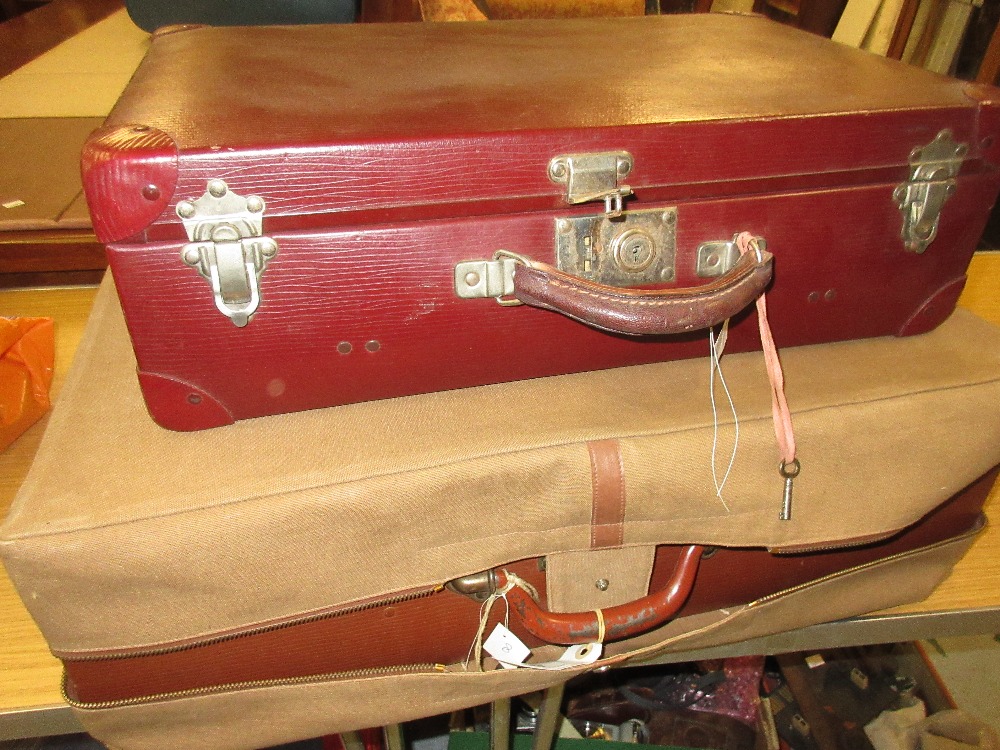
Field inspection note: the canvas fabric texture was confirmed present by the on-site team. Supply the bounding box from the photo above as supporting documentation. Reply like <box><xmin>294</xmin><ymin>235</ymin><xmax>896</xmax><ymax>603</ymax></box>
<box><xmin>2</xmin><ymin>276</ymin><xmax>1000</xmax><ymax>657</ymax></box>
<box><xmin>76</xmin><ymin>529</ymin><xmax>979</xmax><ymax>750</ymax></box>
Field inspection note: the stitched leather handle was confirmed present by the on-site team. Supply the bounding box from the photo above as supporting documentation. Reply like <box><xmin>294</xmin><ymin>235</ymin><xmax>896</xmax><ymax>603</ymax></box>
<box><xmin>497</xmin><ymin>545</ymin><xmax>704</xmax><ymax>645</ymax></box>
<box><xmin>513</xmin><ymin>251</ymin><xmax>773</xmax><ymax>335</ymax></box>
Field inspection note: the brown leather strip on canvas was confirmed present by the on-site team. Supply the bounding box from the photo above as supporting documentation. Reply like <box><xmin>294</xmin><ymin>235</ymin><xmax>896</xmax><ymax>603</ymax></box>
<box><xmin>588</xmin><ymin>439</ymin><xmax>625</xmax><ymax>549</ymax></box>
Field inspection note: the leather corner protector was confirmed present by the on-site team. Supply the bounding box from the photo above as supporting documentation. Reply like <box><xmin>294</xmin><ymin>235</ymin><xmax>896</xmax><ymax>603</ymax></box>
<box><xmin>137</xmin><ymin>371</ymin><xmax>234</xmax><ymax>431</ymax></box>
<box><xmin>897</xmin><ymin>276</ymin><xmax>967</xmax><ymax>337</ymax></box>
<box><xmin>81</xmin><ymin>125</ymin><xmax>180</xmax><ymax>244</ymax></box>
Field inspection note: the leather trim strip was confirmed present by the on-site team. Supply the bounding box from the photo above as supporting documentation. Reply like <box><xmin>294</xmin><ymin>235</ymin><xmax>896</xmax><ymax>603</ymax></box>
<box><xmin>588</xmin><ymin>439</ymin><xmax>625</xmax><ymax>549</ymax></box>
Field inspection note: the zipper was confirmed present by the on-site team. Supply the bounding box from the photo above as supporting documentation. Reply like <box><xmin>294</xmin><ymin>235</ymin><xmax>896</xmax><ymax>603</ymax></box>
<box><xmin>63</xmin><ymin>663</ymin><xmax>447</xmax><ymax>710</ymax></box>
<box><xmin>772</xmin><ymin>509</ymin><xmax>988</xmax><ymax>555</ymax></box>
<box><xmin>751</xmin><ymin>519</ymin><xmax>984</xmax><ymax>608</ymax></box>
<box><xmin>59</xmin><ymin>585</ymin><xmax>441</xmax><ymax>663</ymax></box>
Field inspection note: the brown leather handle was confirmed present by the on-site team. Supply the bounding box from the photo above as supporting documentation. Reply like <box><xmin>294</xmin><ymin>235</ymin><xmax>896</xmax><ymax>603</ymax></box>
<box><xmin>497</xmin><ymin>545</ymin><xmax>703</xmax><ymax>645</ymax></box>
<box><xmin>512</xmin><ymin>251</ymin><xmax>773</xmax><ymax>336</ymax></box>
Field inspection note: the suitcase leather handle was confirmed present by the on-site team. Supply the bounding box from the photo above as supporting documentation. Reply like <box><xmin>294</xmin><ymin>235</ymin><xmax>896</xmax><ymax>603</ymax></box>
<box><xmin>512</xmin><ymin>250</ymin><xmax>773</xmax><ymax>336</ymax></box>
<box><xmin>496</xmin><ymin>544</ymin><xmax>703</xmax><ymax>645</ymax></box>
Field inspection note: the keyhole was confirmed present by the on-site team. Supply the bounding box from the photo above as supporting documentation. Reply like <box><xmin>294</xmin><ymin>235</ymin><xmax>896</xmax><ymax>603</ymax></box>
<box><xmin>611</xmin><ymin>229</ymin><xmax>656</xmax><ymax>273</ymax></box>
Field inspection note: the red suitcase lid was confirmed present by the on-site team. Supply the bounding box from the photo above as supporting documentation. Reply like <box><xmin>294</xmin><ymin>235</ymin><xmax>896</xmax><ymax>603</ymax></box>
<box><xmin>82</xmin><ymin>14</ymin><xmax>999</xmax><ymax>243</ymax></box>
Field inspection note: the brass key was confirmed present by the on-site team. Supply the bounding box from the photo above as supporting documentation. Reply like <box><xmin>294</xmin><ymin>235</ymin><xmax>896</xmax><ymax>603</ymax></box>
<box><xmin>779</xmin><ymin>459</ymin><xmax>801</xmax><ymax>521</ymax></box>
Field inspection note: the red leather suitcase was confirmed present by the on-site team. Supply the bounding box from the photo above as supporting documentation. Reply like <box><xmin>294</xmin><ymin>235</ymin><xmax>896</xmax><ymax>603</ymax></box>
<box><xmin>82</xmin><ymin>14</ymin><xmax>1000</xmax><ymax>431</ymax></box>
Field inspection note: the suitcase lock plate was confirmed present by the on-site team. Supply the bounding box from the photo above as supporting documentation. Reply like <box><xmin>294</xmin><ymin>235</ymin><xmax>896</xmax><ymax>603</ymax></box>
<box><xmin>177</xmin><ymin>180</ymin><xmax>278</xmax><ymax>327</ymax></box>
<box><xmin>893</xmin><ymin>129</ymin><xmax>967</xmax><ymax>254</ymax></box>
<box><xmin>547</xmin><ymin>152</ymin><xmax>677</xmax><ymax>285</ymax></box>
<box><xmin>555</xmin><ymin>207</ymin><xmax>677</xmax><ymax>286</ymax></box>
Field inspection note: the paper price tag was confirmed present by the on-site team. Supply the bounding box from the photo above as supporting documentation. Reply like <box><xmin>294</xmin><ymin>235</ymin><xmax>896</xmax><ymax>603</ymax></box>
<box><xmin>531</xmin><ymin>643</ymin><xmax>603</xmax><ymax>671</ymax></box>
<box><xmin>483</xmin><ymin>624</ymin><xmax>531</xmax><ymax>669</ymax></box>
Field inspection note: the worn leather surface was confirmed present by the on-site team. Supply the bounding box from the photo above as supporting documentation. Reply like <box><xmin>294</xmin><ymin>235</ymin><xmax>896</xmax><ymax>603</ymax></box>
<box><xmin>84</xmin><ymin>14</ymin><xmax>1000</xmax><ymax>231</ymax></box>
<box><xmin>513</xmin><ymin>252</ymin><xmax>773</xmax><ymax>335</ymax></box>
<box><xmin>80</xmin><ymin>16</ymin><xmax>1000</xmax><ymax>428</ymax></box>
<box><xmin>99</xmin><ymin>15</ymin><xmax>978</xmax><ymax>148</ymax></box>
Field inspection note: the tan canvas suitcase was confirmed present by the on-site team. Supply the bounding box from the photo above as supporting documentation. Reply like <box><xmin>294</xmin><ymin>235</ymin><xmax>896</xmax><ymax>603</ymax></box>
<box><xmin>2</xmin><ymin>278</ymin><xmax>1000</xmax><ymax>750</ymax></box>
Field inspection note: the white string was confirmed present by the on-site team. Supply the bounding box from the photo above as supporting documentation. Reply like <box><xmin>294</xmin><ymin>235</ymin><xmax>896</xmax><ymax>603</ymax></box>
<box><xmin>504</xmin><ymin>571</ymin><xmax>540</xmax><ymax>602</ymax></box>
<box><xmin>463</xmin><ymin>575</ymin><xmax>517</xmax><ymax>671</ymax></box>
<box><xmin>709</xmin><ymin>321</ymin><xmax>738</xmax><ymax>511</ymax></box>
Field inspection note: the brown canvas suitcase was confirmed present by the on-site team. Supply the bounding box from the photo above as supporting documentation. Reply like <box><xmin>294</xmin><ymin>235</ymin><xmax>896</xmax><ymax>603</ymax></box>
<box><xmin>2</xmin><ymin>278</ymin><xmax>1000</xmax><ymax>750</ymax></box>
<box><xmin>82</xmin><ymin>14</ymin><xmax>1000</xmax><ymax>431</ymax></box>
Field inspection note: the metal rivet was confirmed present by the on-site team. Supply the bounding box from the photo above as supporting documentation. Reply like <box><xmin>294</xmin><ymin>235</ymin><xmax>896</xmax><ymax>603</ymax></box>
<box><xmin>266</xmin><ymin>378</ymin><xmax>286</xmax><ymax>397</ymax></box>
<box><xmin>182</xmin><ymin>247</ymin><xmax>201</xmax><ymax>265</ymax></box>
<box><xmin>825</xmin><ymin>289</ymin><xmax>837</xmax><ymax>302</ymax></box>
<box><xmin>595</xmin><ymin>579</ymin><xmax>609</xmax><ymax>591</ymax></box>
<box><xmin>260</xmin><ymin>238</ymin><xmax>278</xmax><ymax>258</ymax></box>
<box><xmin>557</xmin><ymin>219</ymin><xmax>572</xmax><ymax>233</ymax></box>
<box><xmin>808</xmin><ymin>291</ymin><xmax>820</xmax><ymax>303</ymax></box>
<box><xmin>337</xmin><ymin>342</ymin><xmax>352</xmax><ymax>355</ymax></box>
<box><xmin>187</xmin><ymin>394</ymin><xmax>202</xmax><ymax>405</ymax></box>
<box><xmin>465</xmin><ymin>271</ymin><xmax>481</xmax><ymax>287</ymax></box>
<box><xmin>207</xmin><ymin>179</ymin><xmax>228</xmax><ymax>198</ymax></box>
<box><xmin>177</xmin><ymin>201</ymin><xmax>196</xmax><ymax>219</ymax></box>
<box><xmin>142</xmin><ymin>184</ymin><xmax>160</xmax><ymax>201</ymax></box>
<box><xmin>246</xmin><ymin>195</ymin><xmax>265</xmax><ymax>213</ymax></box>
<box><xmin>365</xmin><ymin>340</ymin><xmax>381</xmax><ymax>353</ymax></box>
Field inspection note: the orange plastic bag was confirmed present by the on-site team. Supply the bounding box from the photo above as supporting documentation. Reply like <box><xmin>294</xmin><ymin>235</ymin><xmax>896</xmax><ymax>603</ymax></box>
<box><xmin>0</xmin><ymin>317</ymin><xmax>54</xmax><ymax>452</ymax></box>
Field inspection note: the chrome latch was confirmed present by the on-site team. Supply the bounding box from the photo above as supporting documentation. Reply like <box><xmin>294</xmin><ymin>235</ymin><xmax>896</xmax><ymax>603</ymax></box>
<box><xmin>696</xmin><ymin>236</ymin><xmax>768</xmax><ymax>278</ymax></box>
<box><xmin>549</xmin><ymin>152</ymin><xmax>634</xmax><ymax>218</ymax></box>
<box><xmin>454</xmin><ymin>253</ymin><xmax>520</xmax><ymax>304</ymax></box>
<box><xmin>893</xmin><ymin>130</ymin><xmax>968</xmax><ymax>254</ymax></box>
<box><xmin>177</xmin><ymin>179</ymin><xmax>278</xmax><ymax>327</ymax></box>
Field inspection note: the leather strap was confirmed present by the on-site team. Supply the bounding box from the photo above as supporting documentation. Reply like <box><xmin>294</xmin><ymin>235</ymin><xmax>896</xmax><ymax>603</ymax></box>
<box><xmin>588</xmin><ymin>439</ymin><xmax>625</xmax><ymax>549</ymax></box>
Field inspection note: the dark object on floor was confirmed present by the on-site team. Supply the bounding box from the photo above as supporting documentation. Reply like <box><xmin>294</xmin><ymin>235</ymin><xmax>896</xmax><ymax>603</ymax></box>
<box><xmin>124</xmin><ymin>0</ymin><xmax>355</xmax><ymax>31</ymax></box>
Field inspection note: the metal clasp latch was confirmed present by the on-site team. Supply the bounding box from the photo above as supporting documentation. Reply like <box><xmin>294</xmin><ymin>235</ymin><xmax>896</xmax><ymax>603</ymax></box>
<box><xmin>548</xmin><ymin>152</ymin><xmax>634</xmax><ymax>218</ymax></box>
<box><xmin>177</xmin><ymin>179</ymin><xmax>278</xmax><ymax>327</ymax></box>
<box><xmin>893</xmin><ymin>130</ymin><xmax>968</xmax><ymax>254</ymax></box>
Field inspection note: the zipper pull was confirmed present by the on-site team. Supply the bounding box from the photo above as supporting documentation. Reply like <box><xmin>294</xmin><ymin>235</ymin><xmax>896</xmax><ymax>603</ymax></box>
<box><xmin>779</xmin><ymin>459</ymin><xmax>800</xmax><ymax>521</ymax></box>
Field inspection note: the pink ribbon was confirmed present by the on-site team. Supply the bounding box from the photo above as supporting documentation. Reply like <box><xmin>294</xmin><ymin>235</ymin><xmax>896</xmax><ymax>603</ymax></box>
<box><xmin>735</xmin><ymin>232</ymin><xmax>797</xmax><ymax>467</ymax></box>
